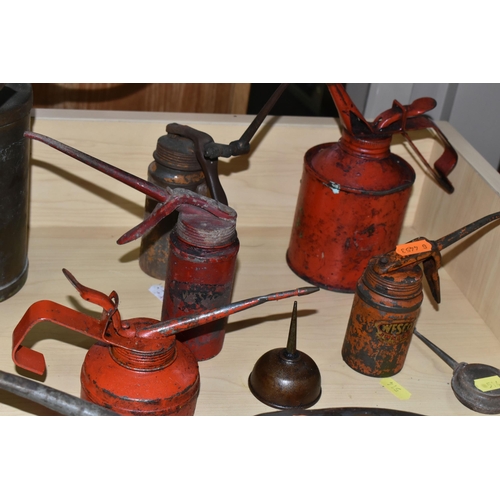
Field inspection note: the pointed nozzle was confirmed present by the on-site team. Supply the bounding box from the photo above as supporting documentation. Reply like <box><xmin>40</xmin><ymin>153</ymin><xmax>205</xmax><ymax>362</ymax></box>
<box><xmin>139</xmin><ymin>286</ymin><xmax>319</xmax><ymax>338</ymax></box>
<box><xmin>285</xmin><ymin>301</ymin><xmax>298</xmax><ymax>358</ymax></box>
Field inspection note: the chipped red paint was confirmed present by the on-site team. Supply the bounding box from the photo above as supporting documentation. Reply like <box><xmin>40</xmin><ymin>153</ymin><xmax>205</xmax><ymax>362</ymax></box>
<box><xmin>162</xmin><ymin>207</ymin><xmax>239</xmax><ymax>361</ymax></box>
<box><xmin>12</xmin><ymin>269</ymin><xmax>318</xmax><ymax>415</ymax></box>
<box><xmin>287</xmin><ymin>138</ymin><xmax>415</xmax><ymax>292</ymax></box>
<box><xmin>286</xmin><ymin>84</ymin><xmax>458</xmax><ymax>293</ymax></box>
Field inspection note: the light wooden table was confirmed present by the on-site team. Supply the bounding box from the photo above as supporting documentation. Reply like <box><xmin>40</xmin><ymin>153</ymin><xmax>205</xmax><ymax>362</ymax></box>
<box><xmin>1</xmin><ymin>109</ymin><xmax>500</xmax><ymax>416</ymax></box>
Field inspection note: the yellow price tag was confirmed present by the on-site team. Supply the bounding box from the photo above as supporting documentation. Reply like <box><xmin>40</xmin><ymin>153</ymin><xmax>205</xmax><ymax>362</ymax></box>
<box><xmin>380</xmin><ymin>378</ymin><xmax>411</xmax><ymax>400</ymax></box>
<box><xmin>474</xmin><ymin>375</ymin><xmax>500</xmax><ymax>392</ymax></box>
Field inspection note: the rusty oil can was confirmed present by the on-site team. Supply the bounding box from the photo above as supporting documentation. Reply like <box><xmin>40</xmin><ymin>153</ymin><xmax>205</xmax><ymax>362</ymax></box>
<box><xmin>0</xmin><ymin>84</ymin><xmax>33</xmax><ymax>301</ymax></box>
<box><xmin>12</xmin><ymin>269</ymin><xmax>317</xmax><ymax>415</ymax></box>
<box><xmin>342</xmin><ymin>211</ymin><xmax>500</xmax><ymax>377</ymax></box>
<box><xmin>287</xmin><ymin>84</ymin><xmax>458</xmax><ymax>293</ymax></box>
<box><xmin>139</xmin><ymin>130</ymin><xmax>210</xmax><ymax>279</ymax></box>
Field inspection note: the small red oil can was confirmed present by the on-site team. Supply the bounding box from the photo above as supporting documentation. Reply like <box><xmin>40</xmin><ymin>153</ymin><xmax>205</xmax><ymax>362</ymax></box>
<box><xmin>162</xmin><ymin>204</ymin><xmax>239</xmax><ymax>360</ymax></box>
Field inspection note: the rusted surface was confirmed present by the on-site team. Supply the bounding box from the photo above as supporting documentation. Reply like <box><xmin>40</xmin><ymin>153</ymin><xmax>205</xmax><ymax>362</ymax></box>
<box><xmin>287</xmin><ymin>141</ymin><xmax>414</xmax><ymax>292</ymax></box>
<box><xmin>139</xmin><ymin>132</ymin><xmax>209</xmax><ymax>279</ymax></box>
<box><xmin>248</xmin><ymin>302</ymin><xmax>321</xmax><ymax>409</ymax></box>
<box><xmin>12</xmin><ymin>268</ymin><xmax>318</xmax><ymax>415</ymax></box>
<box><xmin>163</xmin><ymin>222</ymin><xmax>239</xmax><ymax>360</ymax></box>
<box><xmin>342</xmin><ymin>211</ymin><xmax>500</xmax><ymax>377</ymax></box>
<box><xmin>287</xmin><ymin>83</ymin><xmax>458</xmax><ymax>293</ymax></box>
<box><xmin>341</xmin><ymin>261</ymin><xmax>423</xmax><ymax>377</ymax></box>
<box><xmin>414</xmin><ymin>329</ymin><xmax>500</xmax><ymax>414</ymax></box>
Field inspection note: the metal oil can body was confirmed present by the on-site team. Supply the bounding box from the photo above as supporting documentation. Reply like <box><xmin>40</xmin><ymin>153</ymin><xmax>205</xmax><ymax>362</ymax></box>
<box><xmin>0</xmin><ymin>84</ymin><xmax>33</xmax><ymax>301</ymax></box>
<box><xmin>80</xmin><ymin>319</ymin><xmax>200</xmax><ymax>416</ymax></box>
<box><xmin>139</xmin><ymin>133</ymin><xmax>209</xmax><ymax>279</ymax></box>
<box><xmin>341</xmin><ymin>261</ymin><xmax>423</xmax><ymax>377</ymax></box>
<box><xmin>287</xmin><ymin>135</ymin><xmax>415</xmax><ymax>292</ymax></box>
<box><xmin>162</xmin><ymin>208</ymin><xmax>239</xmax><ymax>361</ymax></box>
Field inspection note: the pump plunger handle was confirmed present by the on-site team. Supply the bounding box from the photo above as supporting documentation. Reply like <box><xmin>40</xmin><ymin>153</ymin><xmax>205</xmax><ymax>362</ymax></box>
<box><xmin>205</xmin><ymin>83</ymin><xmax>289</xmax><ymax>159</ymax></box>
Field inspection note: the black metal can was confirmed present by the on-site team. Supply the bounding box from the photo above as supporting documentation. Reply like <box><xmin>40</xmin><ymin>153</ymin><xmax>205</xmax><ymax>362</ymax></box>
<box><xmin>0</xmin><ymin>84</ymin><xmax>33</xmax><ymax>301</ymax></box>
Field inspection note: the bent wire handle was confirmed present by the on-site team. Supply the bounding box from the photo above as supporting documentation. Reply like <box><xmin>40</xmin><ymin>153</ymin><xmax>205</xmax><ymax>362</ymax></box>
<box><xmin>398</xmin><ymin>114</ymin><xmax>457</xmax><ymax>193</ymax></box>
<box><xmin>0</xmin><ymin>370</ymin><xmax>119</xmax><ymax>416</ymax></box>
<box><xmin>12</xmin><ymin>300</ymin><xmax>106</xmax><ymax>375</ymax></box>
<box><xmin>374</xmin><ymin>100</ymin><xmax>457</xmax><ymax>194</ymax></box>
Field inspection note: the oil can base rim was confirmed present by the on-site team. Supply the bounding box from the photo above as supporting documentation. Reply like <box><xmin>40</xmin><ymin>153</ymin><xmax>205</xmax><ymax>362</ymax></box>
<box><xmin>286</xmin><ymin>252</ymin><xmax>355</xmax><ymax>293</ymax></box>
<box><xmin>248</xmin><ymin>374</ymin><xmax>322</xmax><ymax>410</ymax></box>
<box><xmin>342</xmin><ymin>353</ymin><xmax>404</xmax><ymax>378</ymax></box>
<box><xmin>0</xmin><ymin>261</ymin><xmax>28</xmax><ymax>302</ymax></box>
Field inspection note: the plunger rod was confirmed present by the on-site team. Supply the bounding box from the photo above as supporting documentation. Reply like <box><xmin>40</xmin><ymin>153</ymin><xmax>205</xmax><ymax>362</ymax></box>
<box><xmin>25</xmin><ymin>131</ymin><xmax>235</xmax><ymax>224</ymax></box>
<box><xmin>139</xmin><ymin>287</ymin><xmax>319</xmax><ymax>337</ymax></box>
<box><xmin>413</xmin><ymin>329</ymin><xmax>458</xmax><ymax>370</ymax></box>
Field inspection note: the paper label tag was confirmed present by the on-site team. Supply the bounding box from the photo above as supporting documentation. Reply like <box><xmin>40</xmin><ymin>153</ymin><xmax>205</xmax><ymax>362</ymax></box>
<box><xmin>149</xmin><ymin>284</ymin><xmax>164</xmax><ymax>301</ymax></box>
<box><xmin>474</xmin><ymin>375</ymin><xmax>500</xmax><ymax>392</ymax></box>
<box><xmin>380</xmin><ymin>378</ymin><xmax>411</xmax><ymax>400</ymax></box>
<box><xmin>395</xmin><ymin>239</ymin><xmax>431</xmax><ymax>256</ymax></box>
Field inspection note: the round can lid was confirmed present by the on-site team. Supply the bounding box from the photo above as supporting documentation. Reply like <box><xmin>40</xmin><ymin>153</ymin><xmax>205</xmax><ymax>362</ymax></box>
<box><xmin>0</xmin><ymin>84</ymin><xmax>33</xmax><ymax>127</ymax></box>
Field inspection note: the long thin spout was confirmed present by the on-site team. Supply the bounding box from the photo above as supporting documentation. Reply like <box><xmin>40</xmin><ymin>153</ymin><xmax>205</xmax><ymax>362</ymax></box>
<box><xmin>139</xmin><ymin>287</ymin><xmax>319</xmax><ymax>338</ymax></box>
<box><xmin>436</xmin><ymin>211</ymin><xmax>500</xmax><ymax>251</ymax></box>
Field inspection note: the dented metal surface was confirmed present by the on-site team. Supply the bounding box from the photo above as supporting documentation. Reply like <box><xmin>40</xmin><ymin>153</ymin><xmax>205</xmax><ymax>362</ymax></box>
<box><xmin>287</xmin><ymin>84</ymin><xmax>458</xmax><ymax>293</ymax></box>
<box><xmin>12</xmin><ymin>268</ymin><xmax>318</xmax><ymax>415</ymax></box>
<box><xmin>342</xmin><ymin>211</ymin><xmax>500</xmax><ymax>377</ymax></box>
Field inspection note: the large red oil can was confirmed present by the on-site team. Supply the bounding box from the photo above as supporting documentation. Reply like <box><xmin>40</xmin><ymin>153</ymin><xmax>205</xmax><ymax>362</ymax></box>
<box><xmin>287</xmin><ymin>84</ymin><xmax>458</xmax><ymax>292</ymax></box>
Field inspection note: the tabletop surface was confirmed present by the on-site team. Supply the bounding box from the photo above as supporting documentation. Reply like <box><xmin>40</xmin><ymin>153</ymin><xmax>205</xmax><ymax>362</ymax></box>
<box><xmin>1</xmin><ymin>109</ymin><xmax>500</xmax><ymax>416</ymax></box>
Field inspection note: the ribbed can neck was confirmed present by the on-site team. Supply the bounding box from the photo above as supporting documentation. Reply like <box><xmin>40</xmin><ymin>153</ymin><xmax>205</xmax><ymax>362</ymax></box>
<box><xmin>176</xmin><ymin>208</ymin><xmax>237</xmax><ymax>248</ymax></box>
<box><xmin>362</xmin><ymin>262</ymin><xmax>423</xmax><ymax>300</ymax></box>
<box><xmin>339</xmin><ymin>131</ymin><xmax>392</xmax><ymax>159</ymax></box>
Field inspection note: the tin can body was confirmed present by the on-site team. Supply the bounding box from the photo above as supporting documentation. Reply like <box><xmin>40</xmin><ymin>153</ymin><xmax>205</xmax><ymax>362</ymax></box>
<box><xmin>0</xmin><ymin>84</ymin><xmax>32</xmax><ymax>301</ymax></box>
<box><xmin>80</xmin><ymin>337</ymin><xmax>200</xmax><ymax>416</ymax></box>
<box><xmin>162</xmin><ymin>227</ymin><xmax>239</xmax><ymax>361</ymax></box>
<box><xmin>139</xmin><ymin>133</ymin><xmax>209</xmax><ymax>279</ymax></box>
<box><xmin>341</xmin><ymin>263</ymin><xmax>423</xmax><ymax>377</ymax></box>
<box><xmin>287</xmin><ymin>138</ymin><xmax>415</xmax><ymax>292</ymax></box>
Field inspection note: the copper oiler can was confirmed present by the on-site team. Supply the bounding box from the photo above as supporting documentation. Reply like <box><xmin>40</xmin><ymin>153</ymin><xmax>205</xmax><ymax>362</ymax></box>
<box><xmin>341</xmin><ymin>258</ymin><xmax>423</xmax><ymax>377</ymax></box>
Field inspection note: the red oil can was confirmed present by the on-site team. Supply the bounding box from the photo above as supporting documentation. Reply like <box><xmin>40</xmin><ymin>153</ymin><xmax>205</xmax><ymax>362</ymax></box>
<box><xmin>287</xmin><ymin>84</ymin><xmax>458</xmax><ymax>292</ymax></box>
<box><xmin>341</xmin><ymin>211</ymin><xmax>500</xmax><ymax>377</ymax></box>
<box><xmin>12</xmin><ymin>269</ymin><xmax>318</xmax><ymax>415</ymax></box>
<box><xmin>162</xmin><ymin>204</ymin><xmax>239</xmax><ymax>360</ymax></box>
